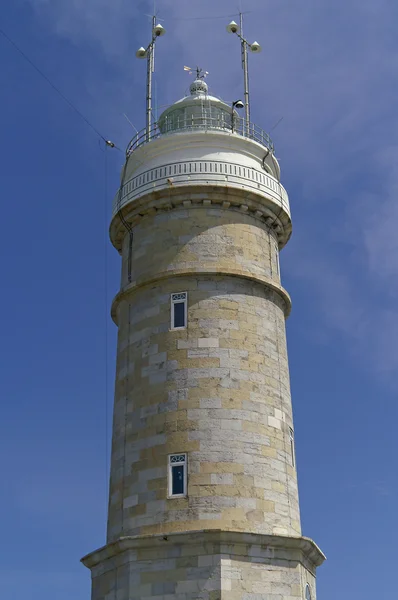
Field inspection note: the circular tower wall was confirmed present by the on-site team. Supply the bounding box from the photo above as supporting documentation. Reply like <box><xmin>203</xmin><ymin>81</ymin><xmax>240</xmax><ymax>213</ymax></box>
<box><xmin>107</xmin><ymin>196</ymin><xmax>300</xmax><ymax>542</ymax></box>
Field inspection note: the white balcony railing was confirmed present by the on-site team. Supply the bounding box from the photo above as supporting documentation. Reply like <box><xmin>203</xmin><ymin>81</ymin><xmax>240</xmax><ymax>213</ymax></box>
<box><xmin>126</xmin><ymin>115</ymin><xmax>274</xmax><ymax>156</ymax></box>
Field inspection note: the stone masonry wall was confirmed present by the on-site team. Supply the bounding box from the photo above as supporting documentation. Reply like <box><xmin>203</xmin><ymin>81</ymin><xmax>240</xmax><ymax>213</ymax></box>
<box><xmin>107</xmin><ymin>206</ymin><xmax>300</xmax><ymax>543</ymax></box>
<box><xmin>120</xmin><ymin>207</ymin><xmax>281</xmax><ymax>290</ymax></box>
<box><xmin>87</xmin><ymin>532</ymin><xmax>319</xmax><ymax>600</ymax></box>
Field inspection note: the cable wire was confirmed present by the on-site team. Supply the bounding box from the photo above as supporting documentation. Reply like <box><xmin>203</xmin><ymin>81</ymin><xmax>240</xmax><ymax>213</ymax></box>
<box><xmin>0</xmin><ymin>27</ymin><xmax>118</xmax><ymax>148</ymax></box>
<box><xmin>104</xmin><ymin>145</ymin><xmax>110</xmax><ymax>528</ymax></box>
<box><xmin>172</xmin><ymin>11</ymin><xmax>250</xmax><ymax>21</ymax></box>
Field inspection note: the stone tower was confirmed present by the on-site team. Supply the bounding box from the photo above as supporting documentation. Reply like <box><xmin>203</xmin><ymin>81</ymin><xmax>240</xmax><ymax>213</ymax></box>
<box><xmin>82</xmin><ymin>77</ymin><xmax>325</xmax><ymax>599</ymax></box>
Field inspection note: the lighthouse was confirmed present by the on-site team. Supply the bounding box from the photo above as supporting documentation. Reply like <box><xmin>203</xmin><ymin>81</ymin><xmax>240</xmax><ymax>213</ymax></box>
<box><xmin>81</xmin><ymin>31</ymin><xmax>325</xmax><ymax>600</ymax></box>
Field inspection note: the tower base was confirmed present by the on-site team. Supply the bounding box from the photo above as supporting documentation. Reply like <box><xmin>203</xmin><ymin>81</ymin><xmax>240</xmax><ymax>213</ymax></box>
<box><xmin>82</xmin><ymin>530</ymin><xmax>325</xmax><ymax>600</ymax></box>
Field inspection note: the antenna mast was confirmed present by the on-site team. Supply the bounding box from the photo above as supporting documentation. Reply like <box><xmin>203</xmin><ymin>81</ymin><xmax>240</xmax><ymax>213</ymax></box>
<box><xmin>146</xmin><ymin>15</ymin><xmax>156</xmax><ymax>141</ymax></box>
<box><xmin>226</xmin><ymin>14</ymin><xmax>262</xmax><ymax>137</ymax></box>
<box><xmin>240</xmin><ymin>13</ymin><xmax>250</xmax><ymax>134</ymax></box>
<box><xmin>136</xmin><ymin>17</ymin><xmax>166</xmax><ymax>142</ymax></box>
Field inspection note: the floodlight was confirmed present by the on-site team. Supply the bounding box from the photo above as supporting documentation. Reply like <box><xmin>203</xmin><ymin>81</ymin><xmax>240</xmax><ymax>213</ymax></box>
<box><xmin>233</xmin><ymin>100</ymin><xmax>244</xmax><ymax>109</ymax></box>
<box><xmin>153</xmin><ymin>23</ymin><xmax>166</xmax><ymax>37</ymax></box>
<box><xmin>249</xmin><ymin>41</ymin><xmax>262</xmax><ymax>53</ymax></box>
<box><xmin>136</xmin><ymin>47</ymin><xmax>147</xmax><ymax>58</ymax></box>
<box><xmin>226</xmin><ymin>21</ymin><xmax>239</xmax><ymax>34</ymax></box>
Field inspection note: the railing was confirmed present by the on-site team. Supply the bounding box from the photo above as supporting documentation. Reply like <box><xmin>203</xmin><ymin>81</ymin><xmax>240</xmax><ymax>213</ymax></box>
<box><xmin>126</xmin><ymin>115</ymin><xmax>274</xmax><ymax>155</ymax></box>
<box><xmin>112</xmin><ymin>158</ymin><xmax>290</xmax><ymax>219</ymax></box>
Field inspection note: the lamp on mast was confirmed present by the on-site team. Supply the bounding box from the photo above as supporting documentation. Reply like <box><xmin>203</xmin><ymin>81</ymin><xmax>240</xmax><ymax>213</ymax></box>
<box><xmin>226</xmin><ymin>14</ymin><xmax>261</xmax><ymax>136</ymax></box>
<box><xmin>136</xmin><ymin>18</ymin><xmax>166</xmax><ymax>142</ymax></box>
<box><xmin>231</xmin><ymin>99</ymin><xmax>244</xmax><ymax>133</ymax></box>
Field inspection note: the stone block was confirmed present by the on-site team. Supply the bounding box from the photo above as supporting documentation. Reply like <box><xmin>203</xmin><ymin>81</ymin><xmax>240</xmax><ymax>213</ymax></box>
<box><xmin>198</xmin><ymin>337</ymin><xmax>220</xmax><ymax>348</ymax></box>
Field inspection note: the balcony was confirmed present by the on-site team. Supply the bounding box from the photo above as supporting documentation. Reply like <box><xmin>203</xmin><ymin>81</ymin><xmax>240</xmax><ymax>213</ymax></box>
<box><xmin>126</xmin><ymin>115</ymin><xmax>274</xmax><ymax>156</ymax></box>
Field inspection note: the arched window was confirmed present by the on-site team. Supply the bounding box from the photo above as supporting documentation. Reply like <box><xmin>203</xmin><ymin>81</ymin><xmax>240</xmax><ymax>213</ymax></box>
<box><xmin>305</xmin><ymin>584</ymin><xmax>312</xmax><ymax>600</ymax></box>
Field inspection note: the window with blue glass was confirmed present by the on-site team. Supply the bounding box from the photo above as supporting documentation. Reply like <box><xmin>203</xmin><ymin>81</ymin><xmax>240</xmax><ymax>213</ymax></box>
<box><xmin>171</xmin><ymin>292</ymin><xmax>187</xmax><ymax>329</ymax></box>
<box><xmin>168</xmin><ymin>454</ymin><xmax>187</xmax><ymax>497</ymax></box>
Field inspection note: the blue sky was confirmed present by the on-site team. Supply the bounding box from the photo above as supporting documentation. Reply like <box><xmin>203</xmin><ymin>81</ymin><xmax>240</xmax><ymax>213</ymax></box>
<box><xmin>1</xmin><ymin>0</ymin><xmax>397</xmax><ymax>598</ymax></box>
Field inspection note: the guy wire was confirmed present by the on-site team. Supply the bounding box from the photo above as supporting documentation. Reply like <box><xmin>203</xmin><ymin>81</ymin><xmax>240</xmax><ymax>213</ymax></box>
<box><xmin>104</xmin><ymin>144</ymin><xmax>110</xmax><ymax>524</ymax></box>
<box><xmin>0</xmin><ymin>27</ymin><xmax>120</xmax><ymax>150</ymax></box>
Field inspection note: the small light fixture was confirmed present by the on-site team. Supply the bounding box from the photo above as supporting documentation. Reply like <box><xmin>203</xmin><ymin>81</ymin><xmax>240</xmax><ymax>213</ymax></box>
<box><xmin>135</xmin><ymin>46</ymin><xmax>147</xmax><ymax>59</ymax></box>
<box><xmin>249</xmin><ymin>41</ymin><xmax>262</xmax><ymax>53</ymax></box>
<box><xmin>153</xmin><ymin>23</ymin><xmax>166</xmax><ymax>37</ymax></box>
<box><xmin>232</xmin><ymin>100</ymin><xmax>244</xmax><ymax>109</ymax></box>
<box><xmin>226</xmin><ymin>20</ymin><xmax>239</xmax><ymax>34</ymax></box>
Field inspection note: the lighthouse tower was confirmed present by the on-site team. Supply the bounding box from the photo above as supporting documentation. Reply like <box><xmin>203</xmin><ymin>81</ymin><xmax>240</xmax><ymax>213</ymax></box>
<box><xmin>82</xmin><ymin>72</ymin><xmax>325</xmax><ymax>598</ymax></box>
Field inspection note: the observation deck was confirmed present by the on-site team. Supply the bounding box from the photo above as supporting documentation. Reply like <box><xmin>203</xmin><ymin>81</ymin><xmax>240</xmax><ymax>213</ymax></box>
<box><xmin>126</xmin><ymin>115</ymin><xmax>274</xmax><ymax>156</ymax></box>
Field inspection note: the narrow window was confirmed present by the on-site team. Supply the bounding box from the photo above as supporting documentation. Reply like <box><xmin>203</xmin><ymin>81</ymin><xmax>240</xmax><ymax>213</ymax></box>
<box><xmin>305</xmin><ymin>584</ymin><xmax>312</xmax><ymax>600</ymax></box>
<box><xmin>275</xmin><ymin>243</ymin><xmax>280</xmax><ymax>277</ymax></box>
<box><xmin>171</xmin><ymin>292</ymin><xmax>187</xmax><ymax>330</ymax></box>
<box><xmin>289</xmin><ymin>427</ymin><xmax>295</xmax><ymax>467</ymax></box>
<box><xmin>168</xmin><ymin>454</ymin><xmax>187</xmax><ymax>497</ymax></box>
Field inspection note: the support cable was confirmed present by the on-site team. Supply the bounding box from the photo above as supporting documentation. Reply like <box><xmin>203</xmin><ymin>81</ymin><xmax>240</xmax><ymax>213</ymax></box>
<box><xmin>0</xmin><ymin>27</ymin><xmax>120</xmax><ymax>151</ymax></box>
<box><xmin>172</xmin><ymin>11</ymin><xmax>250</xmax><ymax>21</ymax></box>
<box><xmin>104</xmin><ymin>145</ymin><xmax>110</xmax><ymax>526</ymax></box>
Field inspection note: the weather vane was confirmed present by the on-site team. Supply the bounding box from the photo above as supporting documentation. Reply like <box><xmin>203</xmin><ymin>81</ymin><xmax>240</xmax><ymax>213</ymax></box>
<box><xmin>183</xmin><ymin>66</ymin><xmax>209</xmax><ymax>79</ymax></box>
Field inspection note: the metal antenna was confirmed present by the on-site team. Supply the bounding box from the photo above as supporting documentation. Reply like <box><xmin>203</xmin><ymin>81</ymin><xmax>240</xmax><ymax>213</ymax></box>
<box><xmin>226</xmin><ymin>14</ymin><xmax>262</xmax><ymax>136</ymax></box>
<box><xmin>240</xmin><ymin>13</ymin><xmax>249</xmax><ymax>132</ymax></box>
<box><xmin>135</xmin><ymin>16</ymin><xmax>166</xmax><ymax>142</ymax></box>
<box><xmin>147</xmin><ymin>15</ymin><xmax>156</xmax><ymax>138</ymax></box>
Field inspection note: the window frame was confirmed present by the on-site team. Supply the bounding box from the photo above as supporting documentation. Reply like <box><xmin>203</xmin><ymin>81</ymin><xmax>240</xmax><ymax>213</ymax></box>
<box><xmin>170</xmin><ymin>292</ymin><xmax>188</xmax><ymax>330</ymax></box>
<box><xmin>289</xmin><ymin>427</ymin><xmax>295</xmax><ymax>468</ymax></box>
<box><xmin>305</xmin><ymin>584</ymin><xmax>312</xmax><ymax>600</ymax></box>
<box><xmin>168</xmin><ymin>453</ymin><xmax>188</xmax><ymax>498</ymax></box>
<box><xmin>274</xmin><ymin>238</ymin><xmax>280</xmax><ymax>277</ymax></box>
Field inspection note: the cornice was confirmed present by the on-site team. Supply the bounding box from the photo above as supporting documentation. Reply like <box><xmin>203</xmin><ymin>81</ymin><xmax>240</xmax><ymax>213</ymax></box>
<box><xmin>81</xmin><ymin>529</ymin><xmax>325</xmax><ymax>572</ymax></box>
<box><xmin>110</xmin><ymin>268</ymin><xmax>292</xmax><ymax>323</ymax></box>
